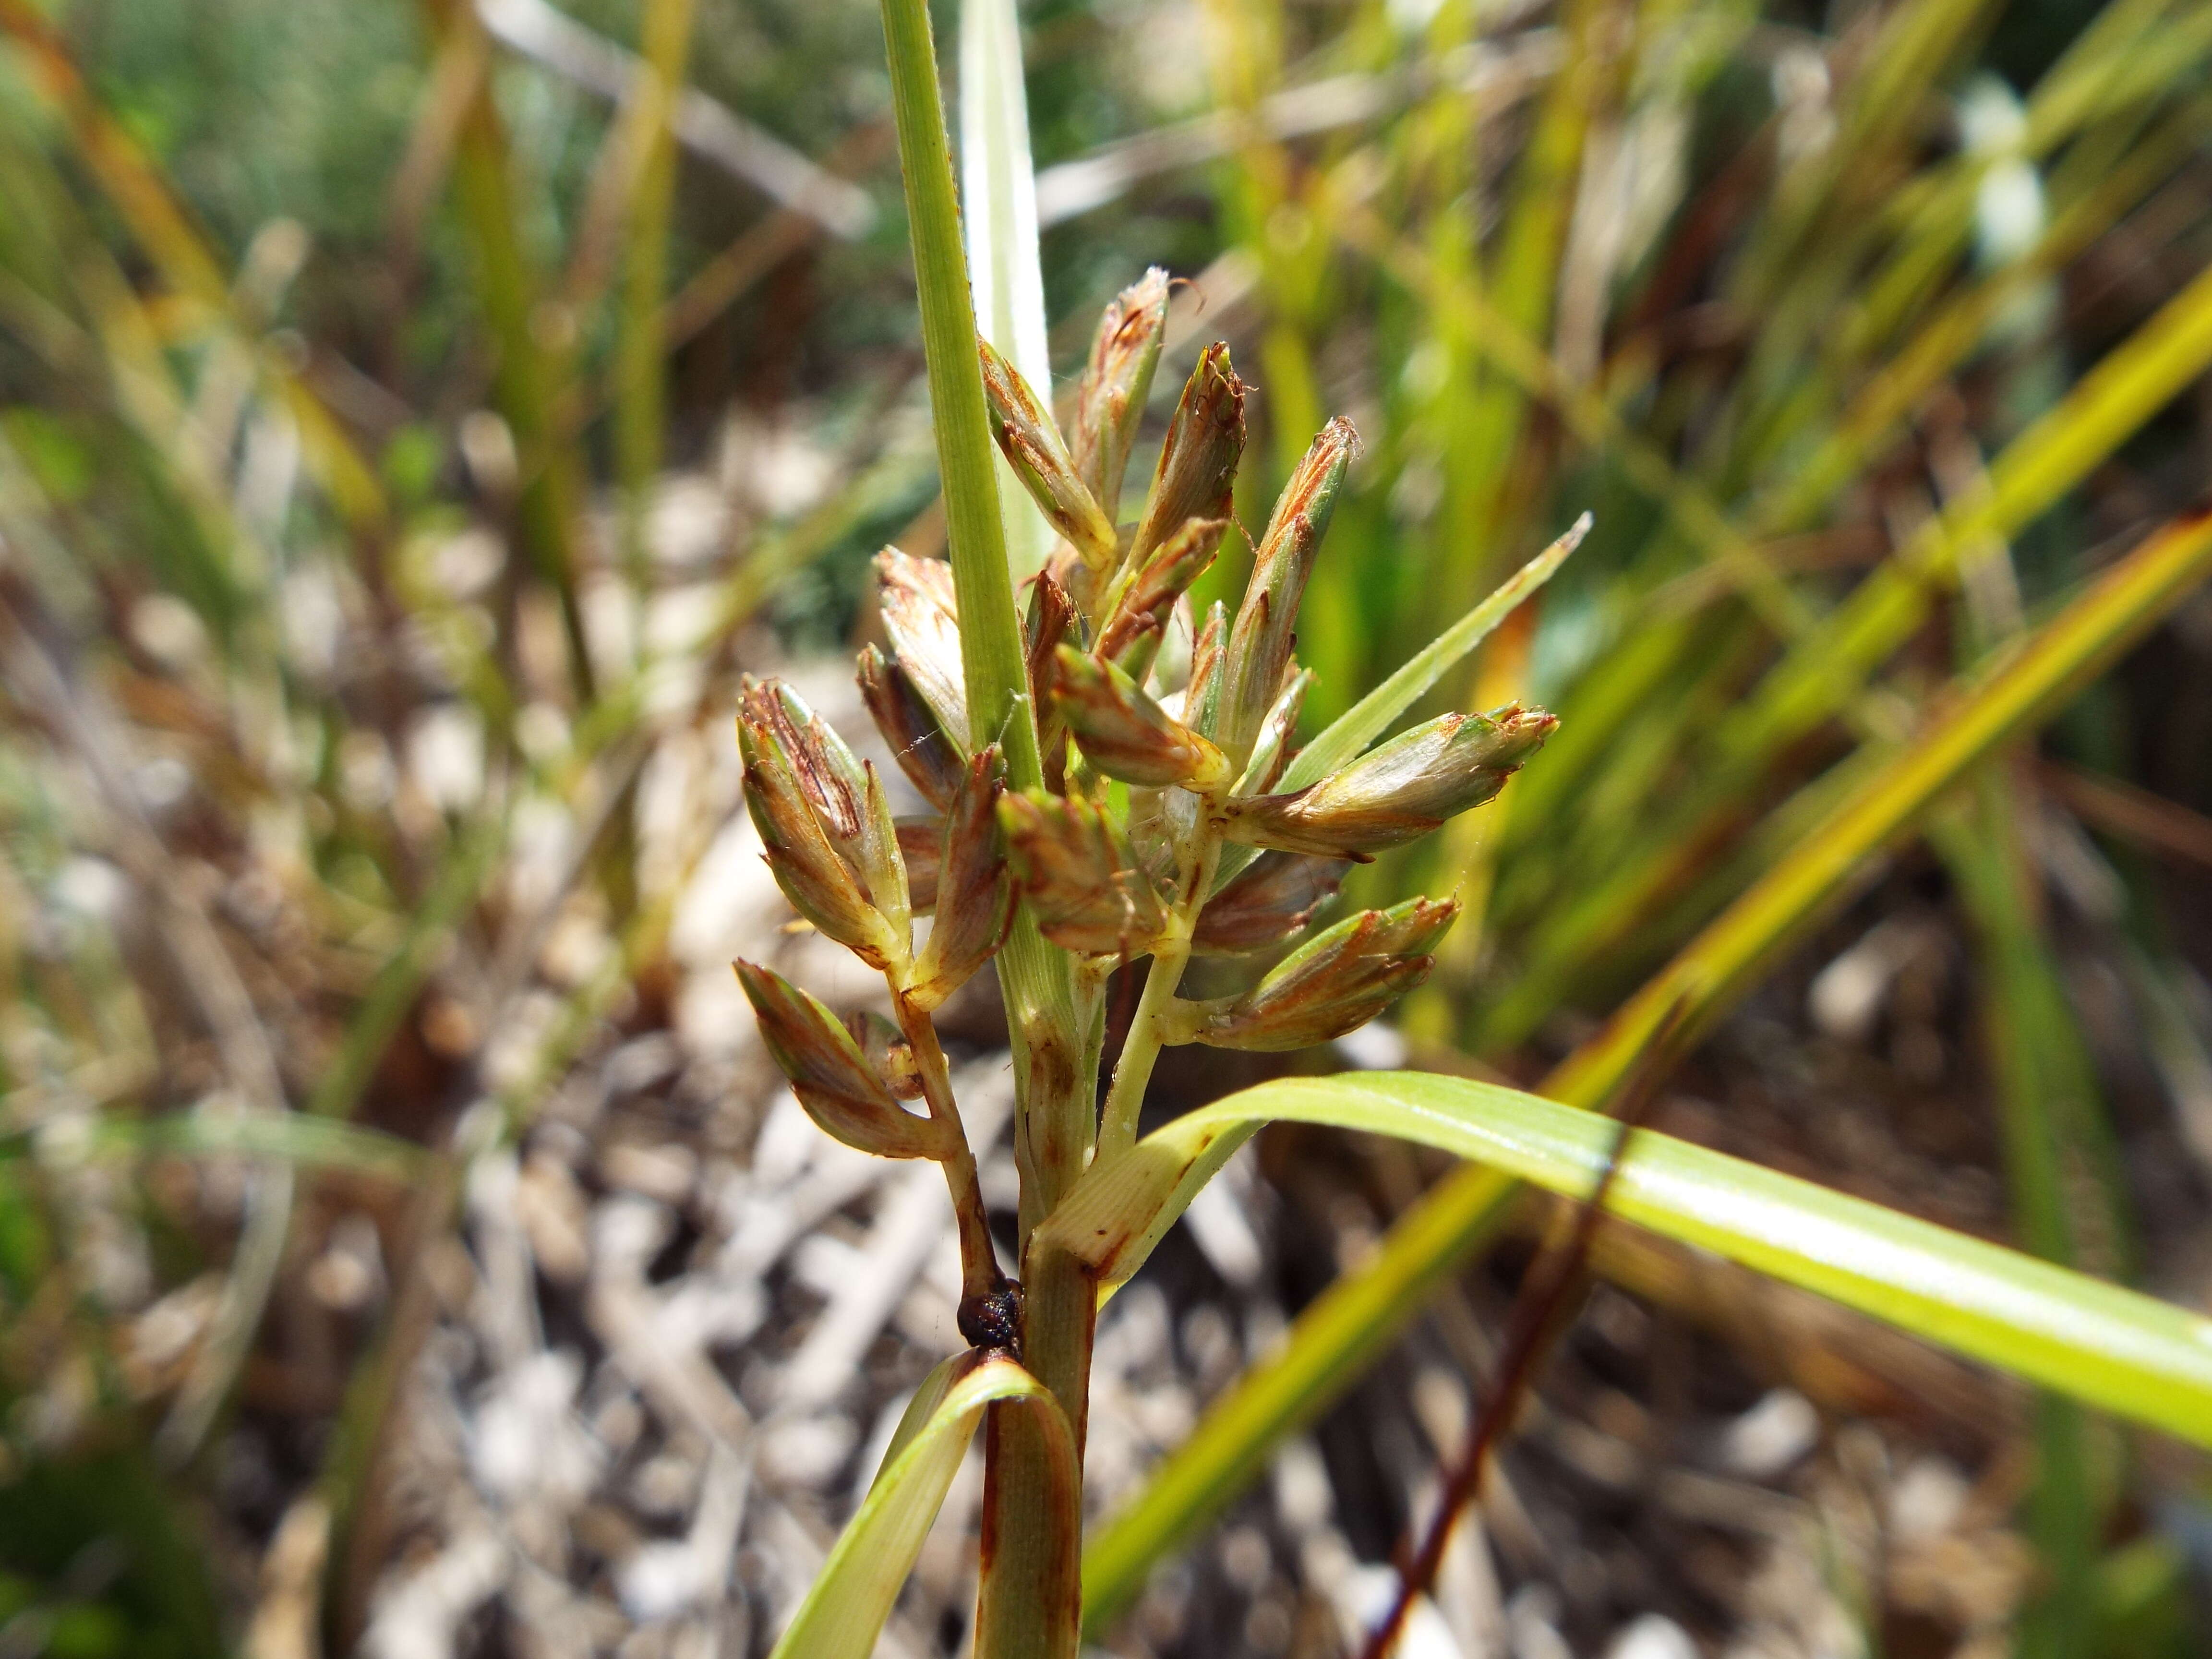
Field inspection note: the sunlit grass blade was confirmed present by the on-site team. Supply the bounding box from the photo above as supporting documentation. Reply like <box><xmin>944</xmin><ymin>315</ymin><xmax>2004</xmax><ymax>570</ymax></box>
<box><xmin>961</xmin><ymin>0</ymin><xmax>1054</xmax><ymax>580</ymax></box>
<box><xmin>1494</xmin><ymin>247</ymin><xmax>2212</xmax><ymax>1041</ymax></box>
<box><xmin>1427</xmin><ymin>0</ymin><xmax>1604</xmax><ymax>607</ymax></box>
<box><xmin>1047</xmin><ymin>1068</ymin><xmax>2212</xmax><ymax>1435</ymax></box>
<box><xmin>53</xmin><ymin>1111</ymin><xmax>434</xmax><ymax>1184</ymax></box>
<box><xmin>1941</xmin><ymin>773</ymin><xmax>2124</xmax><ymax>1658</ymax></box>
<box><xmin>1332</xmin><ymin>198</ymin><xmax>1813</xmax><ymax>641</ymax></box>
<box><xmin>768</xmin><ymin>1353</ymin><xmax>1075</xmax><ymax>1659</ymax></box>
<box><xmin>1722</xmin><ymin>251</ymin><xmax>2212</xmax><ymax>776</ymax></box>
<box><xmin>1555</xmin><ymin>508</ymin><xmax>2212</xmax><ymax>1103</ymax></box>
<box><xmin>1070</xmin><ymin>1070</ymin><xmax>2212</xmax><ymax>1629</ymax></box>
<box><xmin>1082</xmin><ymin>506</ymin><xmax>2212</xmax><ymax>1624</ymax></box>
<box><xmin>613</xmin><ymin>0</ymin><xmax>700</xmax><ymax>583</ymax></box>
<box><xmin>1758</xmin><ymin>111</ymin><xmax>2188</xmax><ymax>543</ymax></box>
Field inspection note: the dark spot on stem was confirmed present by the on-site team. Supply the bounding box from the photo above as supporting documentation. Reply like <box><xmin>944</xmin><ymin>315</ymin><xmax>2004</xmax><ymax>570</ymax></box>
<box><xmin>958</xmin><ymin>1280</ymin><xmax>1025</xmax><ymax>1354</ymax></box>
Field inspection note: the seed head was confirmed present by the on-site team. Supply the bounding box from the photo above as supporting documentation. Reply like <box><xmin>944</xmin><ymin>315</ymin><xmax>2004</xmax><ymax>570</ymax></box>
<box><xmin>736</xmin><ymin>961</ymin><xmax>951</xmax><ymax>1157</ymax></box>
<box><xmin>738</xmin><ymin>685</ymin><xmax>908</xmax><ymax>971</ymax></box>
<box><xmin>1223</xmin><ymin>705</ymin><xmax>1557</xmax><ymax>857</ymax></box>
<box><xmin>1071</xmin><ymin>267</ymin><xmax>1169</xmax><ymax>511</ymax></box>
<box><xmin>744</xmin><ymin>679</ymin><xmax>910</xmax><ymax>944</ymax></box>
<box><xmin>877</xmin><ymin>549</ymin><xmax>968</xmax><ymax>748</ymax></box>
<box><xmin>1189</xmin><ymin>897</ymin><xmax>1456</xmax><ymax>1051</ymax></box>
<box><xmin>908</xmin><ymin>748</ymin><xmax>1015</xmax><ymax>1010</ymax></box>
<box><xmin>1052</xmin><ymin>646</ymin><xmax>1231</xmax><ymax>791</ymax></box>
<box><xmin>1095</xmin><ymin>516</ymin><xmax>1226</xmax><ymax>673</ymax></box>
<box><xmin>998</xmin><ymin>789</ymin><xmax>1169</xmax><ymax>957</ymax></box>
<box><xmin>1128</xmin><ymin>344</ymin><xmax>1245</xmax><ymax>579</ymax></box>
<box><xmin>980</xmin><ymin>337</ymin><xmax>1118</xmax><ymax>573</ymax></box>
<box><xmin>1222</xmin><ymin>417</ymin><xmax>1356</xmax><ymax>758</ymax></box>
<box><xmin>858</xmin><ymin>644</ymin><xmax>966</xmax><ymax>813</ymax></box>
<box><xmin>743</xmin><ymin>677</ymin><xmax>866</xmax><ymax>835</ymax></box>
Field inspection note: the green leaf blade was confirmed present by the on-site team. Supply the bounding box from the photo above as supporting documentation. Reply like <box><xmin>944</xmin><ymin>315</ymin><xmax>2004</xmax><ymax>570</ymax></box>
<box><xmin>960</xmin><ymin>0</ymin><xmax>1055</xmax><ymax>580</ymax></box>
<box><xmin>1049</xmin><ymin>1072</ymin><xmax>2212</xmax><ymax>1443</ymax></box>
<box><xmin>769</xmin><ymin>1352</ymin><xmax>1072</xmax><ymax>1659</ymax></box>
<box><xmin>1280</xmin><ymin>512</ymin><xmax>1589</xmax><ymax>795</ymax></box>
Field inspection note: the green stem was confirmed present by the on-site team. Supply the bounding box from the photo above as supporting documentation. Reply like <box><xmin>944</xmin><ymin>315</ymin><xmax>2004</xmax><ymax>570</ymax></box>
<box><xmin>875</xmin><ymin>3</ymin><xmax>1085</xmax><ymax>1653</ymax></box>
<box><xmin>1097</xmin><ymin>943</ymin><xmax>1190</xmax><ymax>1160</ymax></box>
<box><xmin>875</xmin><ymin>0</ymin><xmax>1084</xmax><ymax>1232</ymax></box>
<box><xmin>1098</xmin><ymin>833</ymin><xmax>1221</xmax><ymax>1160</ymax></box>
<box><xmin>876</xmin><ymin>0</ymin><xmax>1030</xmax><ymax>778</ymax></box>
<box><xmin>896</xmin><ymin>990</ymin><xmax>1008</xmax><ymax>1309</ymax></box>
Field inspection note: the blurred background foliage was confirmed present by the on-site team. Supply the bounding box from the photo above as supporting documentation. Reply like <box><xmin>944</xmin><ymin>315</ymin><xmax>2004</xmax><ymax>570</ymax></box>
<box><xmin>4</xmin><ymin>0</ymin><xmax>2212</xmax><ymax>1651</ymax></box>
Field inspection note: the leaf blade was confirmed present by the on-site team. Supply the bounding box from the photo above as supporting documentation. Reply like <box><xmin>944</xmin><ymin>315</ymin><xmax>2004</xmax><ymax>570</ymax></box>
<box><xmin>769</xmin><ymin>1353</ymin><xmax>1071</xmax><ymax>1659</ymax></box>
<box><xmin>1045</xmin><ymin>1072</ymin><xmax>2212</xmax><ymax>1443</ymax></box>
<box><xmin>960</xmin><ymin>0</ymin><xmax>1055</xmax><ymax>580</ymax></box>
<box><xmin>1278</xmin><ymin>512</ymin><xmax>1589</xmax><ymax>795</ymax></box>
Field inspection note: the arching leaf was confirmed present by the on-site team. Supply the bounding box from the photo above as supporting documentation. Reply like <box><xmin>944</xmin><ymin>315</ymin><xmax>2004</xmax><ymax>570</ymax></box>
<box><xmin>769</xmin><ymin>1352</ymin><xmax>1075</xmax><ymax>1659</ymax></box>
<box><xmin>1040</xmin><ymin>1072</ymin><xmax>2212</xmax><ymax>1449</ymax></box>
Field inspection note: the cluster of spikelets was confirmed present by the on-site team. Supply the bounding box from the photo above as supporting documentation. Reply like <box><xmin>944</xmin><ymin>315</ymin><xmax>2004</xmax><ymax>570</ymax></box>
<box><xmin>733</xmin><ymin>268</ymin><xmax>1556</xmax><ymax>1339</ymax></box>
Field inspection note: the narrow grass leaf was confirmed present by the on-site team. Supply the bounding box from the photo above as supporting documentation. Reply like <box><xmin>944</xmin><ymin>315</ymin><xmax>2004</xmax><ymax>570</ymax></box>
<box><xmin>1283</xmin><ymin>514</ymin><xmax>1589</xmax><ymax>794</ymax></box>
<box><xmin>1942</xmin><ymin>779</ymin><xmax>2119</xmax><ymax>1656</ymax></box>
<box><xmin>60</xmin><ymin>1113</ymin><xmax>433</xmax><ymax>1183</ymax></box>
<box><xmin>1046</xmin><ymin>1070</ymin><xmax>2212</xmax><ymax>1436</ymax></box>
<box><xmin>769</xmin><ymin>1353</ymin><xmax>1072</xmax><ymax>1659</ymax></box>
<box><xmin>1725</xmin><ymin>252</ymin><xmax>2212</xmax><ymax>773</ymax></box>
<box><xmin>960</xmin><ymin>0</ymin><xmax>1055</xmax><ymax>579</ymax></box>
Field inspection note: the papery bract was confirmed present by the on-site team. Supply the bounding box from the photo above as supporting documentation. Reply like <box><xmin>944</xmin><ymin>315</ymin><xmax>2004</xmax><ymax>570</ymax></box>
<box><xmin>860</xmin><ymin>644</ymin><xmax>967</xmax><ymax>812</ymax></box>
<box><xmin>737</xmin><ymin>962</ymin><xmax>951</xmax><ymax>1157</ymax></box>
<box><xmin>909</xmin><ymin>748</ymin><xmax>1015</xmax><ymax>1009</ymax></box>
<box><xmin>1052</xmin><ymin>647</ymin><xmax>1230</xmax><ymax>791</ymax></box>
<box><xmin>1070</xmin><ymin>267</ymin><xmax>1169</xmax><ymax>511</ymax></box>
<box><xmin>998</xmin><ymin>789</ymin><xmax>1170</xmax><ymax>957</ymax></box>
<box><xmin>1187</xmin><ymin>897</ymin><xmax>1457</xmax><ymax>1050</ymax></box>
<box><xmin>1224</xmin><ymin>706</ymin><xmax>1557</xmax><ymax>857</ymax></box>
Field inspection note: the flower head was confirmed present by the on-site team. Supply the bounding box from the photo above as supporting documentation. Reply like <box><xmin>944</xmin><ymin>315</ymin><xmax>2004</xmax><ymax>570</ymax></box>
<box><xmin>1224</xmin><ymin>706</ymin><xmax>1557</xmax><ymax>858</ymax></box>
<box><xmin>1188</xmin><ymin>897</ymin><xmax>1457</xmax><ymax>1051</ymax></box>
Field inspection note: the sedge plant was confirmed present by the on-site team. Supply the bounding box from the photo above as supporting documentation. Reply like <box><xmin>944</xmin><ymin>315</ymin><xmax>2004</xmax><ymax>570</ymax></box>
<box><xmin>746</xmin><ymin>3</ymin><xmax>2212</xmax><ymax>1656</ymax></box>
<box><xmin>9</xmin><ymin>0</ymin><xmax>2212</xmax><ymax>1647</ymax></box>
<box><xmin>738</xmin><ymin>248</ymin><xmax>1578</xmax><ymax>1651</ymax></box>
